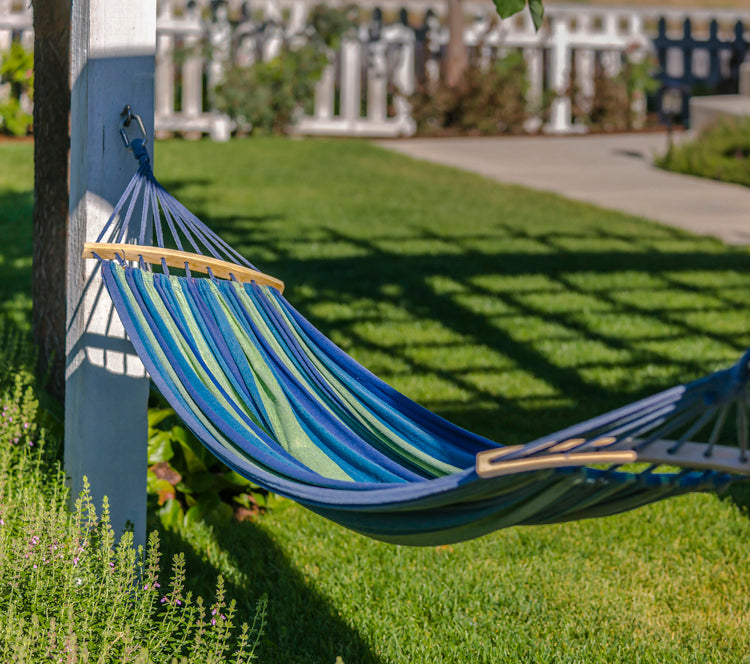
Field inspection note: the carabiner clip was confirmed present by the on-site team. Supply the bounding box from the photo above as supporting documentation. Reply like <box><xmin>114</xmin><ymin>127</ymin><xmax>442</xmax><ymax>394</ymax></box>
<box><xmin>120</xmin><ymin>105</ymin><xmax>149</xmax><ymax>149</ymax></box>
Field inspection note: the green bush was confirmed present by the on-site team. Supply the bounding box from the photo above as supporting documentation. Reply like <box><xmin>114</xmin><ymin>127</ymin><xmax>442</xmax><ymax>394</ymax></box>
<box><xmin>0</xmin><ymin>41</ymin><xmax>33</xmax><ymax>136</ymax></box>
<box><xmin>147</xmin><ymin>398</ymin><xmax>269</xmax><ymax>531</ymax></box>
<box><xmin>214</xmin><ymin>4</ymin><xmax>354</xmax><ymax>135</ymax></box>
<box><xmin>656</xmin><ymin>116</ymin><xmax>750</xmax><ymax>188</ymax></box>
<box><xmin>214</xmin><ymin>44</ymin><xmax>329</xmax><ymax>135</ymax></box>
<box><xmin>0</xmin><ymin>341</ymin><xmax>266</xmax><ymax>662</ymax></box>
<box><xmin>410</xmin><ymin>51</ymin><xmax>538</xmax><ymax>136</ymax></box>
<box><xmin>570</xmin><ymin>54</ymin><xmax>659</xmax><ymax>132</ymax></box>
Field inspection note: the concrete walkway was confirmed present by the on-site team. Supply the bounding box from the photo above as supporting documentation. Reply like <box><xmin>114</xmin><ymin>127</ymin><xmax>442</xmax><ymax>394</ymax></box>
<box><xmin>376</xmin><ymin>133</ymin><xmax>750</xmax><ymax>245</ymax></box>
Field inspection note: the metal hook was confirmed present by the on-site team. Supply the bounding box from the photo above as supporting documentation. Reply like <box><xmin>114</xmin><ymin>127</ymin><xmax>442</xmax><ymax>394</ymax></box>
<box><xmin>120</xmin><ymin>105</ymin><xmax>149</xmax><ymax>149</ymax></box>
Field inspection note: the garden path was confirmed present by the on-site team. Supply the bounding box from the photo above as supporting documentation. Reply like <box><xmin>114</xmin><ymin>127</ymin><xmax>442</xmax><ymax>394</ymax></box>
<box><xmin>377</xmin><ymin>132</ymin><xmax>750</xmax><ymax>245</ymax></box>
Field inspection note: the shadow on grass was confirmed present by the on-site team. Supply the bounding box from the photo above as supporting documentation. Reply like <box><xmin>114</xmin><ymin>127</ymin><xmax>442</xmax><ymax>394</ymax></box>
<box><xmin>151</xmin><ymin>173</ymin><xmax>750</xmax><ymax>655</ymax></box>
<box><xmin>156</xmin><ymin>516</ymin><xmax>384</xmax><ymax>664</ymax></box>
<box><xmin>205</xmin><ymin>215</ymin><xmax>750</xmax><ymax>445</ymax></box>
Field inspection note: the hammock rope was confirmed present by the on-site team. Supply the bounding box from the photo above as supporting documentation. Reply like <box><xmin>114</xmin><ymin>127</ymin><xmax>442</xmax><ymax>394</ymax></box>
<box><xmin>85</xmin><ymin>136</ymin><xmax>750</xmax><ymax>545</ymax></box>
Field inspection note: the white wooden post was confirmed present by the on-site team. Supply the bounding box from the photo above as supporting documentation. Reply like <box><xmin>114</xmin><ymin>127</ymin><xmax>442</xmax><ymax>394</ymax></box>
<box><xmin>207</xmin><ymin>2</ymin><xmax>232</xmax><ymax>141</ymax></box>
<box><xmin>576</xmin><ymin>53</ymin><xmax>595</xmax><ymax>116</ymax></box>
<box><xmin>236</xmin><ymin>23</ymin><xmax>257</xmax><ymax>69</ymax></box>
<box><xmin>315</xmin><ymin>61</ymin><xmax>335</xmax><ymax>120</ymax></box>
<box><xmin>367</xmin><ymin>40</ymin><xmax>387</xmax><ymax>124</ymax></box>
<box><xmin>262</xmin><ymin>27</ymin><xmax>283</xmax><ymax>61</ymax></box>
<box><xmin>548</xmin><ymin>19</ymin><xmax>572</xmax><ymax>133</ymax></box>
<box><xmin>262</xmin><ymin>0</ymin><xmax>283</xmax><ymax>62</ymax></box>
<box><xmin>20</xmin><ymin>5</ymin><xmax>33</xmax><ymax>52</ymax></box>
<box><xmin>287</xmin><ymin>0</ymin><xmax>308</xmax><ymax>41</ymax></box>
<box><xmin>67</xmin><ymin>0</ymin><xmax>155</xmax><ymax>549</ymax></box>
<box><xmin>155</xmin><ymin>0</ymin><xmax>175</xmax><ymax>135</ymax></box>
<box><xmin>181</xmin><ymin>1</ymin><xmax>203</xmax><ymax>134</ymax></box>
<box><xmin>341</xmin><ymin>37</ymin><xmax>361</xmax><ymax>128</ymax></box>
<box><xmin>575</xmin><ymin>14</ymin><xmax>594</xmax><ymax>113</ymax></box>
<box><xmin>524</xmin><ymin>47</ymin><xmax>543</xmax><ymax>110</ymax></box>
<box><xmin>392</xmin><ymin>27</ymin><xmax>416</xmax><ymax>136</ymax></box>
<box><xmin>0</xmin><ymin>0</ymin><xmax>11</xmax><ymax>52</ymax></box>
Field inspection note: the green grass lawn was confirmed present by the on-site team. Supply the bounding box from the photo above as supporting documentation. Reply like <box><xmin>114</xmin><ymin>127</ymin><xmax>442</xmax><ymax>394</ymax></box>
<box><xmin>2</xmin><ymin>137</ymin><xmax>750</xmax><ymax>663</ymax></box>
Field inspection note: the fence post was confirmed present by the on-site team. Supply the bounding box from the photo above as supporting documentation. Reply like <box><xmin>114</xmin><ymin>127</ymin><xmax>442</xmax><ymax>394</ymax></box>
<box><xmin>0</xmin><ymin>0</ymin><xmax>10</xmax><ymax>51</ymax></box>
<box><xmin>181</xmin><ymin>1</ymin><xmax>203</xmax><ymax>134</ymax></box>
<box><xmin>314</xmin><ymin>59</ymin><xmax>335</xmax><ymax>120</ymax></box>
<box><xmin>392</xmin><ymin>24</ymin><xmax>416</xmax><ymax>135</ymax></box>
<box><xmin>341</xmin><ymin>36</ymin><xmax>362</xmax><ymax>129</ymax></box>
<box><xmin>524</xmin><ymin>46</ymin><xmax>543</xmax><ymax>111</ymax></box>
<box><xmin>67</xmin><ymin>0</ymin><xmax>155</xmax><ymax>549</ymax></box>
<box><xmin>548</xmin><ymin>18</ymin><xmax>572</xmax><ymax>133</ymax></box>
<box><xmin>368</xmin><ymin>40</ymin><xmax>388</xmax><ymax>124</ymax></box>
<box><xmin>575</xmin><ymin>14</ymin><xmax>595</xmax><ymax>114</ymax></box>
<box><xmin>155</xmin><ymin>0</ymin><xmax>174</xmax><ymax>135</ymax></box>
<box><xmin>208</xmin><ymin>1</ymin><xmax>232</xmax><ymax>141</ymax></box>
<box><xmin>682</xmin><ymin>18</ymin><xmax>694</xmax><ymax>87</ymax></box>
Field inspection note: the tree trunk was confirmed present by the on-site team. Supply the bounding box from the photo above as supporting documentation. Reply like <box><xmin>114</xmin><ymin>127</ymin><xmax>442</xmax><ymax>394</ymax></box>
<box><xmin>31</xmin><ymin>0</ymin><xmax>71</xmax><ymax>401</ymax></box>
<box><xmin>445</xmin><ymin>0</ymin><xmax>468</xmax><ymax>88</ymax></box>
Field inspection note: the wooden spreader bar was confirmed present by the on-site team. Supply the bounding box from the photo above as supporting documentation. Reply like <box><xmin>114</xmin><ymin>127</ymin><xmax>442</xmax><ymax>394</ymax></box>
<box><xmin>83</xmin><ymin>242</ymin><xmax>284</xmax><ymax>293</ymax></box>
<box><xmin>476</xmin><ymin>438</ymin><xmax>750</xmax><ymax>479</ymax></box>
<box><xmin>476</xmin><ymin>448</ymin><xmax>637</xmax><ymax>479</ymax></box>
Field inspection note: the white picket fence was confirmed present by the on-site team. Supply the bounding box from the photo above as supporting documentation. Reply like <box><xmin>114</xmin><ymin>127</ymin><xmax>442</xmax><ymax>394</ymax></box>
<box><xmin>1</xmin><ymin>1</ymin><xmax>749</xmax><ymax>137</ymax></box>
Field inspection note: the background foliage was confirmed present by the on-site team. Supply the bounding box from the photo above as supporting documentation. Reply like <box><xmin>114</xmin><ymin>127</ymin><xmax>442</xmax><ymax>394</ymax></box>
<box><xmin>147</xmin><ymin>396</ymin><xmax>269</xmax><ymax>530</ymax></box>
<box><xmin>411</xmin><ymin>51</ymin><xmax>540</xmax><ymax>135</ymax></box>
<box><xmin>656</xmin><ymin>117</ymin><xmax>750</xmax><ymax>188</ymax></box>
<box><xmin>0</xmin><ymin>41</ymin><xmax>33</xmax><ymax>136</ymax></box>
<box><xmin>214</xmin><ymin>4</ymin><xmax>354</xmax><ymax>135</ymax></box>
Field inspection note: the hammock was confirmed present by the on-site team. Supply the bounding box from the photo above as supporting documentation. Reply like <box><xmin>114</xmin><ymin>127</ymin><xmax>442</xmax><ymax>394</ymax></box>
<box><xmin>86</xmin><ymin>139</ymin><xmax>750</xmax><ymax>546</ymax></box>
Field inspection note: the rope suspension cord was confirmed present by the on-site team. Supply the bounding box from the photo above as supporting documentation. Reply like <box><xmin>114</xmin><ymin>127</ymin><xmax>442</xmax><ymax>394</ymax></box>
<box><xmin>85</xmin><ymin>107</ymin><xmax>284</xmax><ymax>292</ymax></box>
<box><xmin>81</xmin><ymin>108</ymin><xmax>750</xmax><ymax>546</ymax></box>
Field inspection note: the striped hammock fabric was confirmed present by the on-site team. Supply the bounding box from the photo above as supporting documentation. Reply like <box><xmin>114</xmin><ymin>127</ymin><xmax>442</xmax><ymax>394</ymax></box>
<box><xmin>89</xmin><ymin>140</ymin><xmax>750</xmax><ymax>545</ymax></box>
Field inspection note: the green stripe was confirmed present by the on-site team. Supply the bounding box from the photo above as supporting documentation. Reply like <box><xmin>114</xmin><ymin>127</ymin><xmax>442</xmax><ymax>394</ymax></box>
<box><xmin>256</xmin><ymin>286</ymin><xmax>461</xmax><ymax>477</ymax></box>
<box><xmin>110</xmin><ymin>266</ymin><xmax>255</xmax><ymax>463</ymax></box>
<box><xmin>205</xmin><ymin>279</ymin><xmax>352</xmax><ymax>481</ymax></box>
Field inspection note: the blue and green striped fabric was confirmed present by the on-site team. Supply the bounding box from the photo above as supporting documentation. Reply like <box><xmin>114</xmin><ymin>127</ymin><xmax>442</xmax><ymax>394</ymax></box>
<box><xmin>101</xmin><ymin>260</ymin><xmax>734</xmax><ymax>546</ymax></box>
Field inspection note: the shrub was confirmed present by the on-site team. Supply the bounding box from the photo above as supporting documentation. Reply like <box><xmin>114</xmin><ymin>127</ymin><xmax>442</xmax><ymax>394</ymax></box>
<box><xmin>214</xmin><ymin>44</ymin><xmax>329</xmax><ymax>135</ymax></box>
<box><xmin>410</xmin><ymin>51</ymin><xmax>536</xmax><ymax>136</ymax></box>
<box><xmin>570</xmin><ymin>52</ymin><xmax>659</xmax><ymax>132</ymax></box>
<box><xmin>147</xmin><ymin>398</ymin><xmax>269</xmax><ymax>530</ymax></box>
<box><xmin>0</xmin><ymin>41</ymin><xmax>33</xmax><ymax>136</ymax></box>
<box><xmin>214</xmin><ymin>4</ymin><xmax>354</xmax><ymax>135</ymax></box>
<box><xmin>0</xmin><ymin>341</ymin><xmax>266</xmax><ymax>661</ymax></box>
<box><xmin>655</xmin><ymin>116</ymin><xmax>750</xmax><ymax>188</ymax></box>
